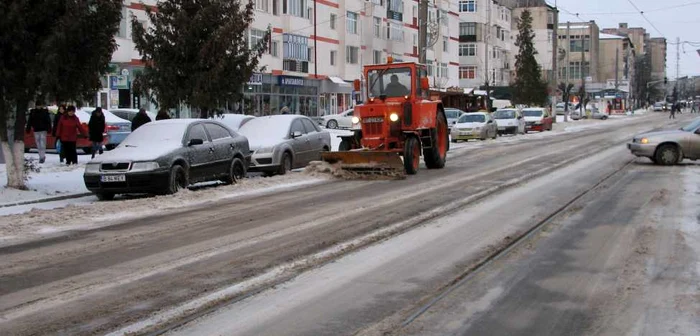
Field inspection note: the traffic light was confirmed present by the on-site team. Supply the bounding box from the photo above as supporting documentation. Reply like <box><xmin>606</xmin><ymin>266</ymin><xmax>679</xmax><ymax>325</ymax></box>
<box><xmin>664</xmin><ymin>77</ymin><xmax>668</xmax><ymax>84</ymax></box>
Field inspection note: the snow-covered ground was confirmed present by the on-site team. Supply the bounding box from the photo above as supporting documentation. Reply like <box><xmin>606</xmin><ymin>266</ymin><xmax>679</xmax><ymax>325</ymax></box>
<box><xmin>0</xmin><ymin>151</ymin><xmax>89</xmax><ymax>206</ymax></box>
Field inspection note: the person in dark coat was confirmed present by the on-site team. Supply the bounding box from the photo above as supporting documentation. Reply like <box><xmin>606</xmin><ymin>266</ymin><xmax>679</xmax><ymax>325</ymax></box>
<box><xmin>53</xmin><ymin>104</ymin><xmax>67</xmax><ymax>163</ymax></box>
<box><xmin>56</xmin><ymin>105</ymin><xmax>87</xmax><ymax>165</ymax></box>
<box><xmin>88</xmin><ymin>107</ymin><xmax>106</xmax><ymax>159</ymax></box>
<box><xmin>131</xmin><ymin>108</ymin><xmax>152</xmax><ymax>131</ymax></box>
<box><xmin>25</xmin><ymin>102</ymin><xmax>52</xmax><ymax>163</ymax></box>
<box><xmin>155</xmin><ymin>109</ymin><xmax>171</xmax><ymax>120</ymax></box>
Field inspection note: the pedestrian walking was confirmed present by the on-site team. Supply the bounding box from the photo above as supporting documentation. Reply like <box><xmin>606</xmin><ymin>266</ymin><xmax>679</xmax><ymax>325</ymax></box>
<box><xmin>53</xmin><ymin>104</ymin><xmax>66</xmax><ymax>163</ymax></box>
<box><xmin>131</xmin><ymin>108</ymin><xmax>152</xmax><ymax>131</ymax></box>
<box><xmin>155</xmin><ymin>109</ymin><xmax>171</xmax><ymax>120</ymax></box>
<box><xmin>669</xmin><ymin>104</ymin><xmax>676</xmax><ymax>119</ymax></box>
<box><xmin>88</xmin><ymin>107</ymin><xmax>106</xmax><ymax>159</ymax></box>
<box><xmin>692</xmin><ymin>101</ymin><xmax>698</xmax><ymax>113</ymax></box>
<box><xmin>56</xmin><ymin>105</ymin><xmax>86</xmax><ymax>165</ymax></box>
<box><xmin>25</xmin><ymin>101</ymin><xmax>52</xmax><ymax>163</ymax></box>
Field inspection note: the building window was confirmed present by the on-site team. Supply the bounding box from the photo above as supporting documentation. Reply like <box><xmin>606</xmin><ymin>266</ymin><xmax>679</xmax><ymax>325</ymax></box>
<box><xmin>249</xmin><ymin>29</ymin><xmax>267</xmax><ymax>50</ymax></box>
<box><xmin>459</xmin><ymin>43</ymin><xmax>476</xmax><ymax>56</ymax></box>
<box><xmin>443</xmin><ymin>37</ymin><xmax>448</xmax><ymax>52</ymax></box>
<box><xmin>330</xmin><ymin>14</ymin><xmax>336</xmax><ymax>29</ymax></box>
<box><xmin>308</xmin><ymin>8</ymin><xmax>313</xmax><ymax>21</ymax></box>
<box><xmin>439</xmin><ymin>63</ymin><xmax>448</xmax><ymax>78</ymax></box>
<box><xmin>459</xmin><ymin>0</ymin><xmax>476</xmax><ymax>13</ymax></box>
<box><xmin>413</xmin><ymin>34</ymin><xmax>418</xmax><ymax>47</ymax></box>
<box><xmin>286</xmin><ymin>0</ymin><xmax>306</xmax><ymax>17</ymax></box>
<box><xmin>347</xmin><ymin>11</ymin><xmax>358</xmax><ymax>34</ymax></box>
<box><xmin>283</xmin><ymin>33</ymin><xmax>309</xmax><ymax>61</ymax></box>
<box><xmin>273</xmin><ymin>0</ymin><xmax>279</xmax><ymax>15</ymax></box>
<box><xmin>374</xmin><ymin>17</ymin><xmax>382</xmax><ymax>38</ymax></box>
<box><xmin>346</xmin><ymin>46</ymin><xmax>359</xmax><ymax>64</ymax></box>
<box><xmin>460</xmin><ymin>22</ymin><xmax>477</xmax><ymax>36</ymax></box>
<box><xmin>460</xmin><ymin>66</ymin><xmax>476</xmax><ymax>79</ymax></box>
<box><xmin>271</xmin><ymin>40</ymin><xmax>279</xmax><ymax>57</ymax></box>
<box><xmin>308</xmin><ymin>47</ymin><xmax>314</xmax><ymax>63</ymax></box>
<box><xmin>373</xmin><ymin>50</ymin><xmax>382</xmax><ymax>64</ymax></box>
<box><xmin>256</xmin><ymin>0</ymin><xmax>269</xmax><ymax>12</ymax></box>
<box><xmin>330</xmin><ymin>50</ymin><xmax>336</xmax><ymax>66</ymax></box>
<box><xmin>569</xmin><ymin>39</ymin><xmax>590</xmax><ymax>52</ymax></box>
<box><xmin>389</xmin><ymin>0</ymin><xmax>403</xmax><ymax>14</ymax></box>
<box><xmin>440</xmin><ymin>10</ymin><xmax>448</xmax><ymax>26</ymax></box>
<box><xmin>283</xmin><ymin>59</ymin><xmax>309</xmax><ymax>73</ymax></box>
<box><xmin>117</xmin><ymin>6</ymin><xmax>127</xmax><ymax>38</ymax></box>
<box><xmin>427</xmin><ymin>60</ymin><xmax>434</xmax><ymax>76</ymax></box>
<box><xmin>388</xmin><ymin>22</ymin><xmax>404</xmax><ymax>41</ymax></box>
<box><xmin>491</xmin><ymin>69</ymin><xmax>496</xmax><ymax>83</ymax></box>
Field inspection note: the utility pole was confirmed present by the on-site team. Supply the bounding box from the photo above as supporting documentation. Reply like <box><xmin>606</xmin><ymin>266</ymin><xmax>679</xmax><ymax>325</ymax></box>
<box><xmin>418</xmin><ymin>0</ymin><xmax>428</xmax><ymax>64</ymax></box>
<box><xmin>484</xmin><ymin>0</ymin><xmax>491</xmax><ymax>111</ymax></box>
<box><xmin>551</xmin><ymin>6</ymin><xmax>558</xmax><ymax>122</ymax></box>
<box><xmin>614</xmin><ymin>47</ymin><xmax>619</xmax><ymax>91</ymax></box>
<box><xmin>579</xmin><ymin>25</ymin><xmax>585</xmax><ymax>114</ymax></box>
<box><xmin>675</xmin><ymin>36</ymin><xmax>680</xmax><ymax>101</ymax></box>
<box><xmin>565</xmin><ymin>22</ymin><xmax>570</xmax><ymax>84</ymax></box>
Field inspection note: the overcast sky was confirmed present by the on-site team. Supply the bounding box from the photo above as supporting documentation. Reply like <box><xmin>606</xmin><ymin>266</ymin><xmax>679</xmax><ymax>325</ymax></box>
<box><xmin>554</xmin><ymin>0</ymin><xmax>700</xmax><ymax>79</ymax></box>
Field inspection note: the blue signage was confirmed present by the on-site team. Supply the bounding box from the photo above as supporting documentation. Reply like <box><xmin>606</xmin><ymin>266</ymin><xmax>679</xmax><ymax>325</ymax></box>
<box><xmin>279</xmin><ymin>76</ymin><xmax>305</xmax><ymax>86</ymax></box>
<box><xmin>248</xmin><ymin>73</ymin><xmax>263</xmax><ymax>85</ymax></box>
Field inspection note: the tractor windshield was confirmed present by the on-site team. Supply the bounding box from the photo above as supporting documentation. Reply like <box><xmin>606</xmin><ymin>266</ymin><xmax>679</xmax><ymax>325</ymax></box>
<box><xmin>368</xmin><ymin>67</ymin><xmax>412</xmax><ymax>98</ymax></box>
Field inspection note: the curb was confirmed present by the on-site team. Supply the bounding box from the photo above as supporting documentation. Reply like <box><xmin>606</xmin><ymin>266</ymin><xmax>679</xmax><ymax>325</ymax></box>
<box><xmin>0</xmin><ymin>192</ymin><xmax>93</xmax><ymax>208</ymax></box>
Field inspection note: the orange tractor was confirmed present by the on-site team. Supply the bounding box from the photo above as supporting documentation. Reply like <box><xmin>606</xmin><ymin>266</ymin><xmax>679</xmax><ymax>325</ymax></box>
<box><xmin>321</xmin><ymin>59</ymin><xmax>449</xmax><ymax>177</ymax></box>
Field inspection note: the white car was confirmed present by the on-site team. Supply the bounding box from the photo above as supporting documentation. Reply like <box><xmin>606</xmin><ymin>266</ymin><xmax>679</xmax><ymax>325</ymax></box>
<box><xmin>444</xmin><ymin>108</ymin><xmax>467</xmax><ymax>129</ymax></box>
<box><xmin>450</xmin><ymin>112</ymin><xmax>498</xmax><ymax>142</ymax></box>
<box><xmin>321</xmin><ymin>109</ymin><xmax>355</xmax><ymax>129</ymax></box>
<box><xmin>493</xmin><ymin>109</ymin><xmax>525</xmax><ymax>135</ymax></box>
<box><xmin>210</xmin><ymin>114</ymin><xmax>255</xmax><ymax>131</ymax></box>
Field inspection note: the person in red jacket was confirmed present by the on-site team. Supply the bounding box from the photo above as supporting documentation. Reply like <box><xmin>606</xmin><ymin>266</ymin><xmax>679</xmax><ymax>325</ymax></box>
<box><xmin>56</xmin><ymin>105</ymin><xmax>87</xmax><ymax>165</ymax></box>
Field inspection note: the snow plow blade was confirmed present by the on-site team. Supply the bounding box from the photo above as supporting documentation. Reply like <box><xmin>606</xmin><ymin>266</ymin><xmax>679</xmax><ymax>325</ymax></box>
<box><xmin>320</xmin><ymin>151</ymin><xmax>406</xmax><ymax>179</ymax></box>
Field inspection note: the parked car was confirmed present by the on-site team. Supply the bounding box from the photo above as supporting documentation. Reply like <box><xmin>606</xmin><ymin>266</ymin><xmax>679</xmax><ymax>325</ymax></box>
<box><xmin>570</xmin><ymin>109</ymin><xmax>609</xmax><ymax>120</ymax></box>
<box><xmin>523</xmin><ymin>108</ymin><xmax>553</xmax><ymax>132</ymax></box>
<box><xmin>555</xmin><ymin>102</ymin><xmax>572</xmax><ymax>115</ymax></box>
<box><xmin>628</xmin><ymin>117</ymin><xmax>700</xmax><ymax>165</ymax></box>
<box><xmin>80</xmin><ymin>107</ymin><xmax>131</xmax><ymax>150</ymax></box>
<box><xmin>493</xmin><ymin>109</ymin><xmax>526</xmax><ymax>135</ymax></box>
<box><xmin>445</xmin><ymin>108</ymin><xmax>467</xmax><ymax>130</ymax></box>
<box><xmin>210</xmin><ymin>114</ymin><xmax>255</xmax><ymax>131</ymax></box>
<box><xmin>239</xmin><ymin>115</ymin><xmax>331</xmax><ymax>176</ymax></box>
<box><xmin>110</xmin><ymin>108</ymin><xmax>157</xmax><ymax>122</ymax></box>
<box><xmin>83</xmin><ymin>119</ymin><xmax>250</xmax><ymax>200</ymax></box>
<box><xmin>450</xmin><ymin>112</ymin><xmax>498</xmax><ymax>142</ymax></box>
<box><xmin>652</xmin><ymin>102</ymin><xmax>664</xmax><ymax>112</ymax></box>
<box><xmin>321</xmin><ymin>109</ymin><xmax>355</xmax><ymax>129</ymax></box>
<box><xmin>24</xmin><ymin>110</ymin><xmax>102</xmax><ymax>154</ymax></box>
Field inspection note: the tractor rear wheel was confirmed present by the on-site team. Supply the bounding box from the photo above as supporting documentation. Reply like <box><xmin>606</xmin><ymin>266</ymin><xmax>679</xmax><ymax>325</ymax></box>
<box><xmin>404</xmin><ymin>136</ymin><xmax>421</xmax><ymax>175</ymax></box>
<box><xmin>424</xmin><ymin>110</ymin><xmax>448</xmax><ymax>169</ymax></box>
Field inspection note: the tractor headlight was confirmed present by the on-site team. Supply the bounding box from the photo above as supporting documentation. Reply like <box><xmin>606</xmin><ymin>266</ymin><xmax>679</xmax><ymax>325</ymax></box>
<box><xmin>389</xmin><ymin>113</ymin><xmax>399</xmax><ymax>122</ymax></box>
<box><xmin>352</xmin><ymin>116</ymin><xmax>360</xmax><ymax>124</ymax></box>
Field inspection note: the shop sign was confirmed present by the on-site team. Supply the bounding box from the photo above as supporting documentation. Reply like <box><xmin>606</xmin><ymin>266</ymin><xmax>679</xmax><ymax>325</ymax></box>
<box><xmin>110</xmin><ymin>75</ymin><xmax>129</xmax><ymax>90</ymax></box>
<box><xmin>248</xmin><ymin>73</ymin><xmax>263</xmax><ymax>85</ymax></box>
<box><xmin>279</xmin><ymin>76</ymin><xmax>305</xmax><ymax>86</ymax></box>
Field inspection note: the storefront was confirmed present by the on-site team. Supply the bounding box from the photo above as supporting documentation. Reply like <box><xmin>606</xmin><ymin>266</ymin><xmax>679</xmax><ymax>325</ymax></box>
<box><xmin>428</xmin><ymin>87</ymin><xmax>487</xmax><ymax>111</ymax></box>
<box><xmin>241</xmin><ymin>74</ymin><xmax>321</xmax><ymax>117</ymax></box>
<box><xmin>319</xmin><ymin>76</ymin><xmax>354</xmax><ymax>116</ymax></box>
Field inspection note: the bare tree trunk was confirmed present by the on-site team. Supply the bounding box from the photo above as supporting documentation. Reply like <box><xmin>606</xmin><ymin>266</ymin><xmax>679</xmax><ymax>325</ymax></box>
<box><xmin>1</xmin><ymin>100</ymin><xmax>28</xmax><ymax>190</ymax></box>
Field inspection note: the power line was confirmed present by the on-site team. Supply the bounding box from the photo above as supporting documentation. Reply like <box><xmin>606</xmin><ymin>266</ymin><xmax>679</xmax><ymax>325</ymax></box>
<box><xmin>570</xmin><ymin>1</ymin><xmax>700</xmax><ymax>16</ymax></box>
<box><xmin>623</xmin><ymin>0</ymin><xmax>665</xmax><ymax>37</ymax></box>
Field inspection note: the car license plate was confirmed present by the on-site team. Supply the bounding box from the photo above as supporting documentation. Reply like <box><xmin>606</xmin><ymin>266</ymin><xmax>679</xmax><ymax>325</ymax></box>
<box><xmin>101</xmin><ymin>175</ymin><xmax>125</xmax><ymax>182</ymax></box>
<box><xmin>459</xmin><ymin>131</ymin><xmax>469</xmax><ymax>136</ymax></box>
<box><xmin>498</xmin><ymin>127</ymin><xmax>505</xmax><ymax>130</ymax></box>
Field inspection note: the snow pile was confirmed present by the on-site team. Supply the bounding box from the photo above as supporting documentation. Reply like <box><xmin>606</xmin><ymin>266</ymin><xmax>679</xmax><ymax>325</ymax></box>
<box><xmin>0</xmin><ymin>173</ymin><xmax>329</xmax><ymax>242</ymax></box>
<box><xmin>304</xmin><ymin>160</ymin><xmax>404</xmax><ymax>180</ymax></box>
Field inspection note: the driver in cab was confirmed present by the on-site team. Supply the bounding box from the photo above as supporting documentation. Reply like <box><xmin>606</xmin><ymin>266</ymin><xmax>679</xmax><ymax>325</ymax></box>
<box><xmin>384</xmin><ymin>74</ymin><xmax>409</xmax><ymax>97</ymax></box>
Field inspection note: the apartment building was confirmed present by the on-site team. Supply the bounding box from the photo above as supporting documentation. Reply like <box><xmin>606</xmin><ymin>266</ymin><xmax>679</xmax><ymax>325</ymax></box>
<box><xmin>601</xmin><ymin>23</ymin><xmax>647</xmax><ymax>57</ymax></box>
<box><xmin>511</xmin><ymin>2</ymin><xmax>557</xmax><ymax>84</ymax></box>
<box><xmin>457</xmin><ymin>0</ymin><xmax>514</xmax><ymax>88</ymax></box>
<box><xmin>648</xmin><ymin>37</ymin><xmax>667</xmax><ymax>82</ymax></box>
<box><xmin>107</xmin><ymin>0</ymin><xmax>460</xmax><ymax>117</ymax></box>
<box><xmin>556</xmin><ymin>21</ymin><xmax>601</xmax><ymax>89</ymax></box>
<box><xmin>598</xmin><ymin>34</ymin><xmax>631</xmax><ymax>91</ymax></box>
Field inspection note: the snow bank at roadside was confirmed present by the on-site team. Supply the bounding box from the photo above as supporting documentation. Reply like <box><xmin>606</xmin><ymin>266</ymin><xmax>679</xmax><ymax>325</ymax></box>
<box><xmin>0</xmin><ymin>173</ymin><xmax>329</xmax><ymax>243</ymax></box>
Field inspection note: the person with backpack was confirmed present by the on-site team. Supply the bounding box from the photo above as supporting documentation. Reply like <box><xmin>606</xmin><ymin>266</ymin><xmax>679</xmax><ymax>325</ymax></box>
<box><xmin>56</xmin><ymin>105</ymin><xmax>87</xmax><ymax>165</ymax></box>
<box><xmin>25</xmin><ymin>101</ymin><xmax>52</xmax><ymax>163</ymax></box>
<box><xmin>88</xmin><ymin>107</ymin><xmax>106</xmax><ymax>159</ymax></box>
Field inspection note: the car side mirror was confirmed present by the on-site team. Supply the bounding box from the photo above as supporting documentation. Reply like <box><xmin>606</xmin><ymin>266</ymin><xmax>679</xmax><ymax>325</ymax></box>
<box><xmin>188</xmin><ymin>138</ymin><xmax>204</xmax><ymax>146</ymax></box>
<box><xmin>517</xmin><ymin>116</ymin><xmax>523</xmax><ymax>119</ymax></box>
<box><xmin>292</xmin><ymin>131</ymin><xmax>303</xmax><ymax>138</ymax></box>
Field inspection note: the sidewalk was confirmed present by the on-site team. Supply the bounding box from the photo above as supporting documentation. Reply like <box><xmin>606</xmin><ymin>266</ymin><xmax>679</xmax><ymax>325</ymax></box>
<box><xmin>0</xmin><ymin>151</ymin><xmax>91</xmax><ymax>207</ymax></box>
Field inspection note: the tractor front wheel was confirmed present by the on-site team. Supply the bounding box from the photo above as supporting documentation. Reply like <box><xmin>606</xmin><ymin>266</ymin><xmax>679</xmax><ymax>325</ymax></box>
<box><xmin>424</xmin><ymin>110</ymin><xmax>448</xmax><ymax>169</ymax></box>
<box><xmin>404</xmin><ymin>136</ymin><xmax>421</xmax><ymax>175</ymax></box>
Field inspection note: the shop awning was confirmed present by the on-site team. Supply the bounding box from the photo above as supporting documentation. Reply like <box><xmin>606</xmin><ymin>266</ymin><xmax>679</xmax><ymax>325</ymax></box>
<box><xmin>328</xmin><ymin>76</ymin><xmax>350</xmax><ymax>86</ymax></box>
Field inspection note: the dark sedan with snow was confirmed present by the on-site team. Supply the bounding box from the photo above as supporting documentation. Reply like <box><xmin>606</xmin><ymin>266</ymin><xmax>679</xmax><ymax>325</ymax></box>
<box><xmin>83</xmin><ymin>119</ymin><xmax>250</xmax><ymax>200</ymax></box>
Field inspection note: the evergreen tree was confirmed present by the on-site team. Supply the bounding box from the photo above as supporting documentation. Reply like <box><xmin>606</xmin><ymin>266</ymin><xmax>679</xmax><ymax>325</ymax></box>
<box><xmin>511</xmin><ymin>9</ymin><xmax>548</xmax><ymax>106</ymax></box>
<box><xmin>131</xmin><ymin>0</ymin><xmax>270</xmax><ymax>118</ymax></box>
<box><xmin>0</xmin><ymin>0</ymin><xmax>121</xmax><ymax>189</ymax></box>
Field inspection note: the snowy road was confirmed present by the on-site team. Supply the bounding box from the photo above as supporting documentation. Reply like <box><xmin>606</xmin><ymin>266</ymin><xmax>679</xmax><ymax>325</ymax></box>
<box><xmin>0</xmin><ymin>113</ymin><xmax>695</xmax><ymax>336</ymax></box>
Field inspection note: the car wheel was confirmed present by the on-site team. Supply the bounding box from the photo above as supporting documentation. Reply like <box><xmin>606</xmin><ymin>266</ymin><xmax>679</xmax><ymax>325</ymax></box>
<box><xmin>167</xmin><ymin>164</ymin><xmax>188</xmax><ymax>194</ymax></box>
<box><xmin>654</xmin><ymin>144</ymin><xmax>680</xmax><ymax>165</ymax></box>
<box><xmin>277</xmin><ymin>152</ymin><xmax>292</xmax><ymax>175</ymax></box>
<box><xmin>95</xmin><ymin>192</ymin><xmax>115</xmax><ymax>201</ymax></box>
<box><xmin>492</xmin><ymin>129</ymin><xmax>497</xmax><ymax>139</ymax></box>
<box><xmin>339</xmin><ymin>139</ymin><xmax>352</xmax><ymax>151</ymax></box>
<box><xmin>224</xmin><ymin>157</ymin><xmax>246</xmax><ymax>184</ymax></box>
<box><xmin>326</xmin><ymin>120</ymin><xmax>338</xmax><ymax>129</ymax></box>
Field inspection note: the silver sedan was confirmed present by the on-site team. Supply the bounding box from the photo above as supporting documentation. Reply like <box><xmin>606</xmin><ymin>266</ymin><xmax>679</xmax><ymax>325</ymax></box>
<box><xmin>628</xmin><ymin>117</ymin><xmax>700</xmax><ymax>165</ymax></box>
<box><xmin>239</xmin><ymin>115</ymin><xmax>332</xmax><ymax>176</ymax></box>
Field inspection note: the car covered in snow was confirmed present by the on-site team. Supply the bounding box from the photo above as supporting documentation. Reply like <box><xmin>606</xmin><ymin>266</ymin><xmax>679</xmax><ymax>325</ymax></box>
<box><xmin>210</xmin><ymin>113</ymin><xmax>255</xmax><ymax>131</ymax></box>
<box><xmin>450</xmin><ymin>112</ymin><xmax>498</xmax><ymax>142</ymax></box>
<box><xmin>238</xmin><ymin>115</ymin><xmax>331</xmax><ymax>176</ymax></box>
<box><xmin>493</xmin><ymin>109</ymin><xmax>525</xmax><ymax>135</ymax></box>
<box><xmin>83</xmin><ymin>119</ymin><xmax>250</xmax><ymax>200</ymax></box>
<box><xmin>522</xmin><ymin>108</ymin><xmax>553</xmax><ymax>132</ymax></box>
<box><xmin>80</xmin><ymin>107</ymin><xmax>131</xmax><ymax>150</ymax></box>
<box><xmin>320</xmin><ymin>109</ymin><xmax>355</xmax><ymax>129</ymax></box>
<box><xmin>444</xmin><ymin>108</ymin><xmax>467</xmax><ymax>130</ymax></box>
<box><xmin>628</xmin><ymin>117</ymin><xmax>700</xmax><ymax>165</ymax></box>
<box><xmin>110</xmin><ymin>108</ymin><xmax>157</xmax><ymax>122</ymax></box>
